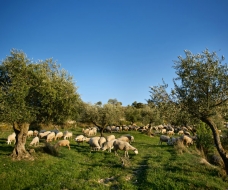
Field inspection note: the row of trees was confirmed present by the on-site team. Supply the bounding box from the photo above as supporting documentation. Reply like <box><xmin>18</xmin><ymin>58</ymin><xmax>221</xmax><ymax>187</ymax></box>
<box><xmin>1</xmin><ymin>49</ymin><xmax>228</xmax><ymax>175</ymax></box>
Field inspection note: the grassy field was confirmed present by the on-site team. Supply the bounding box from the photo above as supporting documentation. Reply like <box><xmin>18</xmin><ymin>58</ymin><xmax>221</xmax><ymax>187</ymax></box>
<box><xmin>0</xmin><ymin>127</ymin><xmax>227</xmax><ymax>190</ymax></box>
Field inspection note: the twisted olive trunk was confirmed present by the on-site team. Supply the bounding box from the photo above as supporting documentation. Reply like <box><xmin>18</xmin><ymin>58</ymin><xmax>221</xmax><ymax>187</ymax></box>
<box><xmin>11</xmin><ymin>122</ymin><xmax>33</xmax><ymax>160</ymax></box>
<box><xmin>201</xmin><ymin>117</ymin><xmax>228</xmax><ymax>175</ymax></box>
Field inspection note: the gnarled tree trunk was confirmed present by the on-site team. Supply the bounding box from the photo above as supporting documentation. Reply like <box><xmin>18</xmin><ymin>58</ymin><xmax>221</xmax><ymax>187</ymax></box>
<box><xmin>11</xmin><ymin>122</ymin><xmax>34</xmax><ymax>160</ymax></box>
<box><xmin>201</xmin><ymin>117</ymin><xmax>228</xmax><ymax>175</ymax></box>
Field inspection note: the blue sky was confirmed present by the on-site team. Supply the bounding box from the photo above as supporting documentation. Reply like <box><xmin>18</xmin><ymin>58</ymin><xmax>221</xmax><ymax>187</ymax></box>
<box><xmin>1</xmin><ymin>0</ymin><xmax>228</xmax><ymax>106</ymax></box>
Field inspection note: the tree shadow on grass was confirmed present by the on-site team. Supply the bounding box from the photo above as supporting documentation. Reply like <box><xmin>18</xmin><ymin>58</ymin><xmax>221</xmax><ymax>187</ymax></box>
<box><xmin>133</xmin><ymin>154</ymin><xmax>155</xmax><ymax>190</ymax></box>
<box><xmin>0</xmin><ymin>138</ymin><xmax>14</xmax><ymax>155</ymax></box>
<box><xmin>71</xmin><ymin>143</ymin><xmax>90</xmax><ymax>153</ymax></box>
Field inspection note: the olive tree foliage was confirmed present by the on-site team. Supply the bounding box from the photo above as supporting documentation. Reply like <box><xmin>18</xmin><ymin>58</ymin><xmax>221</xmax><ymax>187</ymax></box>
<box><xmin>173</xmin><ymin>49</ymin><xmax>228</xmax><ymax>174</ymax></box>
<box><xmin>80</xmin><ymin>102</ymin><xmax>124</xmax><ymax>136</ymax></box>
<box><xmin>147</xmin><ymin>80</ymin><xmax>181</xmax><ymax>125</ymax></box>
<box><xmin>124</xmin><ymin>106</ymin><xmax>142</xmax><ymax>125</ymax></box>
<box><xmin>108</xmin><ymin>98</ymin><xmax>122</xmax><ymax>106</ymax></box>
<box><xmin>140</xmin><ymin>104</ymin><xmax>161</xmax><ymax>126</ymax></box>
<box><xmin>0</xmin><ymin>49</ymin><xmax>80</xmax><ymax>160</ymax></box>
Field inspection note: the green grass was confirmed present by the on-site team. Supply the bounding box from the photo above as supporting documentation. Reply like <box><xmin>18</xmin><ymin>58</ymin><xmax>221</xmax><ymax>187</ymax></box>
<box><xmin>0</xmin><ymin>129</ymin><xmax>228</xmax><ymax>190</ymax></box>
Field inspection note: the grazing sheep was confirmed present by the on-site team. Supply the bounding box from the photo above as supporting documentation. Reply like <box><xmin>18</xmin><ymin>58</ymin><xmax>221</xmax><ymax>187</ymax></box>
<box><xmin>122</xmin><ymin>126</ymin><xmax>129</xmax><ymax>131</ymax></box>
<box><xmin>82</xmin><ymin>128</ymin><xmax>90</xmax><ymax>136</ymax></box>
<box><xmin>55</xmin><ymin>132</ymin><xmax>63</xmax><ymax>141</ymax></box>
<box><xmin>30</xmin><ymin>137</ymin><xmax>39</xmax><ymax>146</ymax></box>
<box><xmin>105</xmin><ymin>126</ymin><xmax>112</xmax><ymax>133</ymax></box>
<box><xmin>161</xmin><ymin>129</ymin><xmax>166</xmax><ymax>134</ymax></box>
<box><xmin>63</xmin><ymin>131</ymin><xmax>73</xmax><ymax>140</ymax></box>
<box><xmin>180</xmin><ymin>135</ymin><xmax>193</xmax><ymax>146</ymax></box>
<box><xmin>101</xmin><ymin>139</ymin><xmax>116</xmax><ymax>152</ymax></box>
<box><xmin>75</xmin><ymin>135</ymin><xmax>87</xmax><ymax>144</ymax></box>
<box><xmin>167</xmin><ymin>137</ymin><xmax>180</xmax><ymax>145</ymax></box>
<box><xmin>106</xmin><ymin>135</ymin><xmax>115</xmax><ymax>142</ymax></box>
<box><xmin>87</xmin><ymin>137</ymin><xmax>101</xmax><ymax>151</ymax></box>
<box><xmin>54</xmin><ymin>140</ymin><xmax>70</xmax><ymax>150</ymax></box>
<box><xmin>89</xmin><ymin>127</ymin><xmax>97</xmax><ymax>136</ymax></box>
<box><xmin>159</xmin><ymin>135</ymin><xmax>170</xmax><ymax>145</ymax></box>
<box><xmin>116</xmin><ymin>136</ymin><xmax>131</xmax><ymax>143</ymax></box>
<box><xmin>33</xmin><ymin>130</ymin><xmax>39</xmax><ymax>137</ymax></box>
<box><xmin>98</xmin><ymin>137</ymin><xmax>107</xmax><ymax>147</ymax></box>
<box><xmin>27</xmin><ymin>130</ymin><xmax>34</xmax><ymax>138</ymax></box>
<box><xmin>39</xmin><ymin>131</ymin><xmax>51</xmax><ymax>139</ymax></box>
<box><xmin>7</xmin><ymin>132</ymin><xmax>16</xmax><ymax>144</ymax></box>
<box><xmin>120</xmin><ymin>134</ymin><xmax>134</xmax><ymax>143</ymax></box>
<box><xmin>46</xmin><ymin>132</ymin><xmax>56</xmax><ymax>142</ymax></box>
<box><xmin>177</xmin><ymin>130</ymin><xmax>184</xmax><ymax>135</ymax></box>
<box><xmin>166</xmin><ymin>130</ymin><xmax>174</xmax><ymax>136</ymax></box>
<box><xmin>113</xmin><ymin>140</ymin><xmax>138</xmax><ymax>157</ymax></box>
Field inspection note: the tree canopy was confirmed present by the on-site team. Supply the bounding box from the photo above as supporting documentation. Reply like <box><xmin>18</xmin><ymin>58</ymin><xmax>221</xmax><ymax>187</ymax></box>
<box><xmin>0</xmin><ymin>49</ymin><xmax>80</xmax><ymax>125</ymax></box>
<box><xmin>173</xmin><ymin>49</ymin><xmax>228</xmax><ymax>119</ymax></box>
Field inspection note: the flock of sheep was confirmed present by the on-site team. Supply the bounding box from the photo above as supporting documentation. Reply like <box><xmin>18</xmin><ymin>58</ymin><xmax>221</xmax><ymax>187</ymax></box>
<box><xmin>6</xmin><ymin>130</ymin><xmax>73</xmax><ymax>150</ymax></box>
<box><xmin>5</xmin><ymin>127</ymin><xmax>139</xmax><ymax>158</ymax></box>
<box><xmin>6</xmin><ymin>124</ymin><xmax>198</xmax><ymax>158</ymax></box>
<box><xmin>75</xmin><ymin>132</ymin><xmax>138</xmax><ymax>157</ymax></box>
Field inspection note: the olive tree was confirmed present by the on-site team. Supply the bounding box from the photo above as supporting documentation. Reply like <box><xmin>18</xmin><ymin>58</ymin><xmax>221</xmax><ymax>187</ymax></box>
<box><xmin>80</xmin><ymin>102</ymin><xmax>123</xmax><ymax>136</ymax></box>
<box><xmin>173</xmin><ymin>49</ymin><xmax>228</xmax><ymax>174</ymax></box>
<box><xmin>0</xmin><ymin>49</ymin><xmax>80</xmax><ymax>160</ymax></box>
<box><xmin>148</xmin><ymin>80</ymin><xmax>180</xmax><ymax>125</ymax></box>
<box><xmin>124</xmin><ymin>106</ymin><xmax>142</xmax><ymax>125</ymax></box>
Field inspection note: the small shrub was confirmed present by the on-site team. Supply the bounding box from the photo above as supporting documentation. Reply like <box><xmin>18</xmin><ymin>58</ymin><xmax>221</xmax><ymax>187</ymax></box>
<box><xmin>43</xmin><ymin>142</ymin><xmax>59</xmax><ymax>156</ymax></box>
<box><xmin>195</xmin><ymin>122</ymin><xmax>214</xmax><ymax>156</ymax></box>
<box><xmin>174</xmin><ymin>140</ymin><xmax>189</xmax><ymax>154</ymax></box>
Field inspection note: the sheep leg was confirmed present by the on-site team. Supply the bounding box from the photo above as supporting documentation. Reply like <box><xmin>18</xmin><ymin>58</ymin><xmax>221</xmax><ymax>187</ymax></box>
<box><xmin>124</xmin><ymin>151</ymin><xmax>127</xmax><ymax>157</ymax></box>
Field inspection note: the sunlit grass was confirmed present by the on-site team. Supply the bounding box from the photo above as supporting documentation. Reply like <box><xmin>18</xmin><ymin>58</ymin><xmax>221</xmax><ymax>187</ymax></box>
<box><xmin>0</xmin><ymin>129</ymin><xmax>227</xmax><ymax>189</ymax></box>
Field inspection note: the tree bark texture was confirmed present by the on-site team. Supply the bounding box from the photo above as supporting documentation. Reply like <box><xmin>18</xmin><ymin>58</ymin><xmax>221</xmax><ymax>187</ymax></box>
<box><xmin>11</xmin><ymin>122</ymin><xmax>33</xmax><ymax>160</ymax></box>
<box><xmin>201</xmin><ymin>117</ymin><xmax>228</xmax><ymax>175</ymax></box>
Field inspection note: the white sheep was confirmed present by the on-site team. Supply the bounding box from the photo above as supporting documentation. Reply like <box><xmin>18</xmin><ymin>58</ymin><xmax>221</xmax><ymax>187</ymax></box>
<box><xmin>116</xmin><ymin>136</ymin><xmax>131</xmax><ymax>143</ymax></box>
<box><xmin>55</xmin><ymin>132</ymin><xmax>63</xmax><ymax>141</ymax></box>
<box><xmin>159</xmin><ymin>135</ymin><xmax>170</xmax><ymax>145</ymax></box>
<box><xmin>87</xmin><ymin>137</ymin><xmax>101</xmax><ymax>151</ymax></box>
<box><xmin>46</xmin><ymin>132</ymin><xmax>56</xmax><ymax>142</ymax></box>
<box><xmin>30</xmin><ymin>137</ymin><xmax>39</xmax><ymax>146</ymax></box>
<box><xmin>180</xmin><ymin>135</ymin><xmax>193</xmax><ymax>146</ymax></box>
<box><xmin>106</xmin><ymin>134</ymin><xmax>115</xmax><ymax>142</ymax></box>
<box><xmin>98</xmin><ymin>136</ymin><xmax>107</xmax><ymax>147</ymax></box>
<box><xmin>82</xmin><ymin>128</ymin><xmax>90</xmax><ymax>136</ymax></box>
<box><xmin>75</xmin><ymin>135</ymin><xmax>87</xmax><ymax>144</ymax></box>
<box><xmin>63</xmin><ymin>131</ymin><xmax>73</xmax><ymax>140</ymax></box>
<box><xmin>54</xmin><ymin>139</ymin><xmax>71</xmax><ymax>150</ymax></box>
<box><xmin>33</xmin><ymin>130</ymin><xmax>39</xmax><ymax>137</ymax></box>
<box><xmin>177</xmin><ymin>130</ymin><xmax>184</xmax><ymax>135</ymax></box>
<box><xmin>27</xmin><ymin>130</ymin><xmax>34</xmax><ymax>138</ymax></box>
<box><xmin>120</xmin><ymin>134</ymin><xmax>135</xmax><ymax>143</ymax></box>
<box><xmin>39</xmin><ymin>131</ymin><xmax>51</xmax><ymax>138</ymax></box>
<box><xmin>101</xmin><ymin>139</ymin><xmax>116</xmax><ymax>152</ymax></box>
<box><xmin>89</xmin><ymin>127</ymin><xmax>97</xmax><ymax>136</ymax></box>
<box><xmin>166</xmin><ymin>130</ymin><xmax>174</xmax><ymax>136</ymax></box>
<box><xmin>7</xmin><ymin>132</ymin><xmax>16</xmax><ymax>144</ymax></box>
<box><xmin>113</xmin><ymin>140</ymin><xmax>138</xmax><ymax>157</ymax></box>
